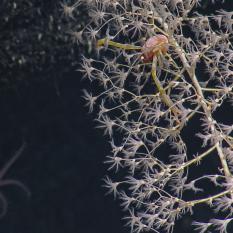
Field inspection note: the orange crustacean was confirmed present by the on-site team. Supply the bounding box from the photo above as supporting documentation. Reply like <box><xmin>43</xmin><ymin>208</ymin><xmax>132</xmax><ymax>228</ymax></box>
<box><xmin>141</xmin><ymin>34</ymin><xmax>169</xmax><ymax>63</ymax></box>
<box><xmin>96</xmin><ymin>34</ymin><xmax>181</xmax><ymax>124</ymax></box>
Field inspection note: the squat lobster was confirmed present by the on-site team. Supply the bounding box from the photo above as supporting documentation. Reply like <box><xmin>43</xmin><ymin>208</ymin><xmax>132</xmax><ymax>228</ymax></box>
<box><xmin>97</xmin><ymin>34</ymin><xmax>182</xmax><ymax>124</ymax></box>
<box><xmin>141</xmin><ymin>34</ymin><xmax>169</xmax><ymax>63</ymax></box>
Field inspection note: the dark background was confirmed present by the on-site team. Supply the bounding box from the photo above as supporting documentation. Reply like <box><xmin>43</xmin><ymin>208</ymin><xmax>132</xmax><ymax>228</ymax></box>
<box><xmin>0</xmin><ymin>1</ymin><xmax>232</xmax><ymax>233</ymax></box>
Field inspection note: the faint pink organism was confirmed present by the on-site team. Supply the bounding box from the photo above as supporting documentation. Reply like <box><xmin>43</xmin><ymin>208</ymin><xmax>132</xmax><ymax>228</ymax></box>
<box><xmin>0</xmin><ymin>142</ymin><xmax>30</xmax><ymax>217</ymax></box>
